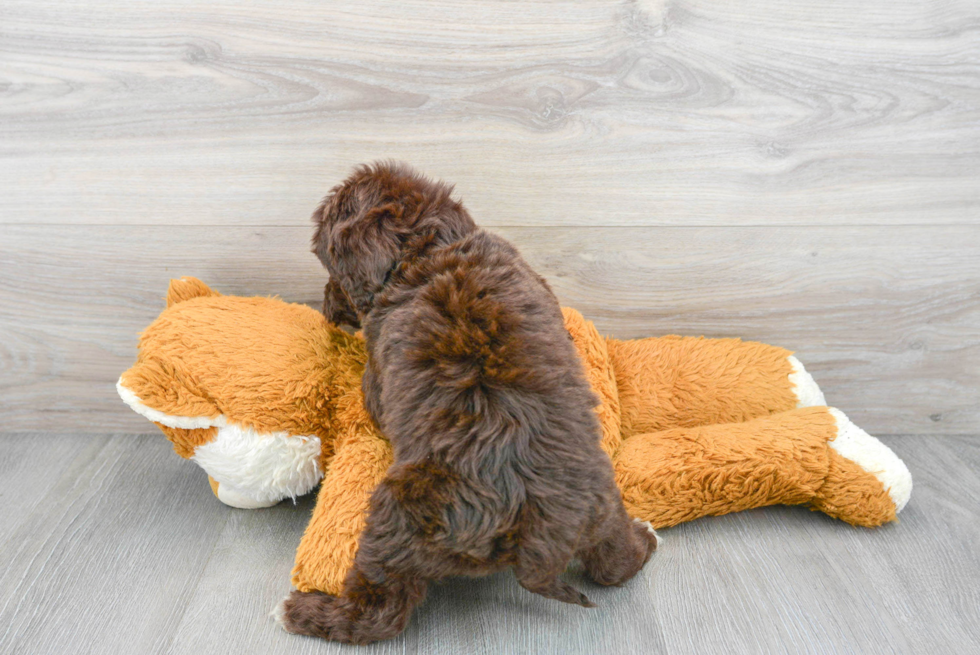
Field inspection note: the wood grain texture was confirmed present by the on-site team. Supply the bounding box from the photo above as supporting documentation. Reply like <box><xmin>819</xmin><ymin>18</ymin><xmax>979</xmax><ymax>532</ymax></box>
<box><xmin>0</xmin><ymin>433</ymin><xmax>977</xmax><ymax>654</ymax></box>
<box><xmin>2</xmin><ymin>224</ymin><xmax>977</xmax><ymax>435</ymax></box>
<box><xmin>1</xmin><ymin>1</ymin><xmax>978</xmax><ymax>434</ymax></box>
<box><xmin>0</xmin><ymin>434</ymin><xmax>94</xmax><ymax>548</ymax></box>
<box><xmin>0</xmin><ymin>433</ymin><xmax>233</xmax><ymax>655</ymax></box>
<box><xmin>1</xmin><ymin>0</ymin><xmax>978</xmax><ymax>227</ymax></box>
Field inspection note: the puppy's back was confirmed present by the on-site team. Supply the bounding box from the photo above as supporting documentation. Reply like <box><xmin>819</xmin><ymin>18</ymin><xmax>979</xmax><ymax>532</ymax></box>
<box><xmin>367</xmin><ymin>230</ymin><xmax>607</xmax><ymax>567</ymax></box>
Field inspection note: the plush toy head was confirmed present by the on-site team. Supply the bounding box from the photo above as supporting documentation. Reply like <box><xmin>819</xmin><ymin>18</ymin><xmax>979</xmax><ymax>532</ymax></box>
<box><xmin>117</xmin><ymin>277</ymin><xmax>360</xmax><ymax>508</ymax></box>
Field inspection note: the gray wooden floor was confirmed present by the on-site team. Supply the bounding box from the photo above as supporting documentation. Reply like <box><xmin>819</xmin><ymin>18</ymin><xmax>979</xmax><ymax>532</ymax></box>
<box><xmin>1</xmin><ymin>433</ymin><xmax>977</xmax><ymax>655</ymax></box>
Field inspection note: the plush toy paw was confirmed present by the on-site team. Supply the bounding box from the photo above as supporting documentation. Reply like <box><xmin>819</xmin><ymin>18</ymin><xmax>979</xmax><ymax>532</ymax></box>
<box><xmin>208</xmin><ymin>476</ymin><xmax>280</xmax><ymax>509</ymax></box>
<box><xmin>810</xmin><ymin>408</ymin><xmax>912</xmax><ymax>526</ymax></box>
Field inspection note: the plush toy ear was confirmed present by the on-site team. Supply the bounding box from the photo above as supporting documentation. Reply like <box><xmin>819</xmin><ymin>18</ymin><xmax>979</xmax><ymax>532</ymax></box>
<box><xmin>167</xmin><ymin>276</ymin><xmax>219</xmax><ymax>307</ymax></box>
<box><xmin>117</xmin><ymin>359</ymin><xmax>222</xmax><ymax>429</ymax></box>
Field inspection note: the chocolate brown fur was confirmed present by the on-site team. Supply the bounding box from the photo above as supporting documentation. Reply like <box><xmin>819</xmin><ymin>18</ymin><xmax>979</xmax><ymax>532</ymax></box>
<box><xmin>284</xmin><ymin>162</ymin><xmax>656</xmax><ymax>644</ymax></box>
<box><xmin>321</xmin><ymin>279</ymin><xmax>361</xmax><ymax>329</ymax></box>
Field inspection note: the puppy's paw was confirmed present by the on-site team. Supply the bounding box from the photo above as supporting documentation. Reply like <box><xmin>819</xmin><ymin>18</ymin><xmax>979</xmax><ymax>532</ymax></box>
<box><xmin>275</xmin><ymin>589</ymin><xmax>348</xmax><ymax>640</ymax></box>
<box><xmin>633</xmin><ymin>518</ymin><xmax>660</xmax><ymax>552</ymax></box>
<box><xmin>270</xmin><ymin>596</ymin><xmax>292</xmax><ymax>632</ymax></box>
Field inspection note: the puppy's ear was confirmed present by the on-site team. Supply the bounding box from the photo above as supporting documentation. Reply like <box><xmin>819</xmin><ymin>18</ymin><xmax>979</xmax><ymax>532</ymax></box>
<box><xmin>328</xmin><ymin>203</ymin><xmax>408</xmax><ymax>315</ymax></box>
<box><xmin>311</xmin><ymin>191</ymin><xmax>343</xmax><ymax>270</ymax></box>
<box><xmin>311</xmin><ymin>199</ymin><xmax>330</xmax><ymax>268</ymax></box>
<box><xmin>322</xmin><ymin>280</ymin><xmax>361</xmax><ymax>329</ymax></box>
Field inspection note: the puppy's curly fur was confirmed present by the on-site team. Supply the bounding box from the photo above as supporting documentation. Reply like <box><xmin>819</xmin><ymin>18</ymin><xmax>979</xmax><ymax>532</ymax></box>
<box><xmin>283</xmin><ymin>162</ymin><xmax>656</xmax><ymax>644</ymax></box>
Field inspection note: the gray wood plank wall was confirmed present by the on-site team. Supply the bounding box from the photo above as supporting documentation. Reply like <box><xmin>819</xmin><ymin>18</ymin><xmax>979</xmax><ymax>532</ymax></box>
<box><xmin>2</xmin><ymin>0</ymin><xmax>978</xmax><ymax>435</ymax></box>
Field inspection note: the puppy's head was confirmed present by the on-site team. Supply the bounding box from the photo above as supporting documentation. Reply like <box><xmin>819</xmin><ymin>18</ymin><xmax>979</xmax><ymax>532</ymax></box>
<box><xmin>311</xmin><ymin>161</ymin><xmax>476</xmax><ymax>322</ymax></box>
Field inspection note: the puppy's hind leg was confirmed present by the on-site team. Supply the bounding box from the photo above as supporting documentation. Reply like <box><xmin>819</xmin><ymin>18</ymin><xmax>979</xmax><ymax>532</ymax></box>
<box><xmin>279</xmin><ymin>485</ymin><xmax>428</xmax><ymax>644</ymax></box>
<box><xmin>513</xmin><ymin>500</ymin><xmax>594</xmax><ymax>608</ymax></box>
<box><xmin>515</xmin><ymin>568</ymin><xmax>596</xmax><ymax>608</ymax></box>
<box><xmin>579</xmin><ymin>503</ymin><xmax>658</xmax><ymax>587</ymax></box>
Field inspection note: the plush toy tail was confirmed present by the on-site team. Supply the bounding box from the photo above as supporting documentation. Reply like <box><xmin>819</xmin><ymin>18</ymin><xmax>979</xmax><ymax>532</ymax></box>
<box><xmin>167</xmin><ymin>276</ymin><xmax>220</xmax><ymax>307</ymax></box>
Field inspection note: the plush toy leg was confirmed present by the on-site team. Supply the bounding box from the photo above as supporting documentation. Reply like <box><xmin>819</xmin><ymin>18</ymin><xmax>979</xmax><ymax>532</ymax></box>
<box><xmin>291</xmin><ymin>431</ymin><xmax>394</xmax><ymax>596</ymax></box>
<box><xmin>809</xmin><ymin>408</ymin><xmax>912</xmax><ymax>523</ymax></box>
<box><xmin>613</xmin><ymin>406</ymin><xmax>911</xmax><ymax>528</ymax></box>
<box><xmin>605</xmin><ymin>335</ymin><xmax>825</xmax><ymax>439</ymax></box>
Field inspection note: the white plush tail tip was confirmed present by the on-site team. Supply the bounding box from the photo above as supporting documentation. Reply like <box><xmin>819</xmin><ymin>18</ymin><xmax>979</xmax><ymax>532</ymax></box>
<box><xmin>788</xmin><ymin>356</ymin><xmax>827</xmax><ymax>408</ymax></box>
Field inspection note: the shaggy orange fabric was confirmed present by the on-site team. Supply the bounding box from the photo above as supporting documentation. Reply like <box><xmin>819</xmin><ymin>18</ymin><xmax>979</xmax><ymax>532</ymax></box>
<box><xmin>613</xmin><ymin>406</ymin><xmax>895</xmax><ymax>528</ymax></box>
<box><xmin>812</xmin><ymin>449</ymin><xmax>897</xmax><ymax>526</ymax></box>
<box><xmin>290</xmin><ymin>327</ymin><xmax>392</xmax><ymax>594</ymax></box>
<box><xmin>561</xmin><ymin>308</ymin><xmax>622</xmax><ymax>458</ymax></box>
<box><xmin>120</xmin><ymin>278</ymin><xmax>360</xmax><ymax>465</ymax></box>
<box><xmin>156</xmin><ymin>425</ymin><xmax>217</xmax><ymax>459</ymax></box>
<box><xmin>606</xmin><ymin>335</ymin><xmax>798</xmax><ymax>439</ymax></box>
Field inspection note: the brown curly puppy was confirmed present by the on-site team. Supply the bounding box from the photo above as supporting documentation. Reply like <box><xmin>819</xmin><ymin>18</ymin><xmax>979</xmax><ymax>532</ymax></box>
<box><xmin>280</xmin><ymin>162</ymin><xmax>657</xmax><ymax>644</ymax></box>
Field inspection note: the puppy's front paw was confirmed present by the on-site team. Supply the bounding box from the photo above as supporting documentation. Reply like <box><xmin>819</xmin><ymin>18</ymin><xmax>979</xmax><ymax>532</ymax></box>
<box><xmin>271</xmin><ymin>596</ymin><xmax>292</xmax><ymax>632</ymax></box>
<box><xmin>275</xmin><ymin>590</ymin><xmax>331</xmax><ymax>636</ymax></box>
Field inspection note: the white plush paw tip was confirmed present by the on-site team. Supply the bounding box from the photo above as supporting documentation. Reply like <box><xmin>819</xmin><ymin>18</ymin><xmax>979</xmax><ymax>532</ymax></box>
<box><xmin>215</xmin><ymin>483</ymin><xmax>280</xmax><ymax>509</ymax></box>
<box><xmin>828</xmin><ymin>408</ymin><xmax>913</xmax><ymax>513</ymax></box>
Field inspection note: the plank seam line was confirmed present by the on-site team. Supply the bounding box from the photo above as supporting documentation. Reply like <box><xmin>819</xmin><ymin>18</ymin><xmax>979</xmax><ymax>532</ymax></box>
<box><xmin>1</xmin><ymin>224</ymin><xmax>975</xmax><ymax>229</ymax></box>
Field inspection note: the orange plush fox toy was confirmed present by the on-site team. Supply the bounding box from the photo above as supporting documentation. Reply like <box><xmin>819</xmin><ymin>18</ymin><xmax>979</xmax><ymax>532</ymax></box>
<box><xmin>119</xmin><ymin>277</ymin><xmax>911</xmax><ymax>597</ymax></box>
